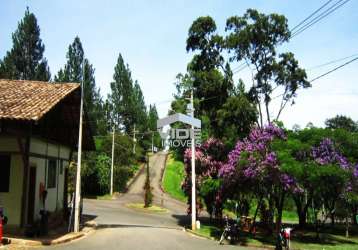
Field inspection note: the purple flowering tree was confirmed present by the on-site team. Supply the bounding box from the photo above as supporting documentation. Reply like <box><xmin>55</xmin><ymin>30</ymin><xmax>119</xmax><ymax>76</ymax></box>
<box><xmin>182</xmin><ymin>138</ymin><xmax>226</xmax><ymax>218</ymax></box>
<box><xmin>219</xmin><ymin>124</ymin><xmax>299</xmax><ymax>233</ymax></box>
<box><xmin>310</xmin><ymin>138</ymin><xmax>351</xmax><ymax>226</ymax></box>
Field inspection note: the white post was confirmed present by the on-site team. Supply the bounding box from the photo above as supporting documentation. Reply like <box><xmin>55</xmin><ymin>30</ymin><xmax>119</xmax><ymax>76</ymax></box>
<box><xmin>133</xmin><ymin>124</ymin><xmax>136</xmax><ymax>154</ymax></box>
<box><xmin>151</xmin><ymin>132</ymin><xmax>154</xmax><ymax>153</ymax></box>
<box><xmin>110</xmin><ymin>126</ymin><xmax>115</xmax><ymax>196</ymax></box>
<box><xmin>74</xmin><ymin>60</ymin><xmax>85</xmax><ymax>233</ymax></box>
<box><xmin>190</xmin><ymin>90</ymin><xmax>196</xmax><ymax>231</ymax></box>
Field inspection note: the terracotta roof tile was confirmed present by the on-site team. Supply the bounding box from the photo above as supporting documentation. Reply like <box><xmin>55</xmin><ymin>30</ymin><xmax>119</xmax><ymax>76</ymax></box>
<box><xmin>0</xmin><ymin>79</ymin><xmax>80</xmax><ymax>121</ymax></box>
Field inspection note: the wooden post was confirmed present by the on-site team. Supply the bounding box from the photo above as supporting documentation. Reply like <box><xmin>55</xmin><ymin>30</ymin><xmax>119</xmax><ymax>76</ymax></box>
<box><xmin>18</xmin><ymin>124</ymin><xmax>32</xmax><ymax>227</ymax></box>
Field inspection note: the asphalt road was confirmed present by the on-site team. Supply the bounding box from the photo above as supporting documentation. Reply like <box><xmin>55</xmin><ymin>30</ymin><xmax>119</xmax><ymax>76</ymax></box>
<box><xmin>48</xmin><ymin>152</ymin><xmax>257</xmax><ymax>250</ymax></box>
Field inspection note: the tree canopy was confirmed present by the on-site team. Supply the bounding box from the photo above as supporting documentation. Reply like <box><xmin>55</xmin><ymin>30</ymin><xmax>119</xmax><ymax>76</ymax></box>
<box><xmin>0</xmin><ymin>8</ymin><xmax>51</xmax><ymax>81</ymax></box>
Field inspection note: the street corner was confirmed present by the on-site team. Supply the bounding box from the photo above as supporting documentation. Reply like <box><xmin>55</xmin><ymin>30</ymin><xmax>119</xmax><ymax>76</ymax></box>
<box><xmin>2</xmin><ymin>223</ymin><xmax>97</xmax><ymax>249</ymax></box>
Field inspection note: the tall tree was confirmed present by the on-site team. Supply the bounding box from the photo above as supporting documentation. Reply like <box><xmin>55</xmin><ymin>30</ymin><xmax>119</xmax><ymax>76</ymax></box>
<box><xmin>147</xmin><ymin>104</ymin><xmax>161</xmax><ymax>149</ymax></box>
<box><xmin>225</xmin><ymin>9</ymin><xmax>310</xmax><ymax>126</ymax></box>
<box><xmin>325</xmin><ymin>115</ymin><xmax>358</xmax><ymax>132</ymax></box>
<box><xmin>55</xmin><ymin>36</ymin><xmax>104</xmax><ymax>135</ymax></box>
<box><xmin>109</xmin><ymin>53</ymin><xmax>134</xmax><ymax>133</ymax></box>
<box><xmin>173</xmin><ymin>15</ymin><xmax>256</xmax><ymax>145</ymax></box>
<box><xmin>0</xmin><ymin>8</ymin><xmax>51</xmax><ymax>81</ymax></box>
<box><xmin>108</xmin><ymin>53</ymin><xmax>147</xmax><ymax>135</ymax></box>
<box><xmin>132</xmin><ymin>80</ymin><xmax>148</xmax><ymax>131</ymax></box>
<box><xmin>217</xmin><ymin>81</ymin><xmax>258</xmax><ymax>147</ymax></box>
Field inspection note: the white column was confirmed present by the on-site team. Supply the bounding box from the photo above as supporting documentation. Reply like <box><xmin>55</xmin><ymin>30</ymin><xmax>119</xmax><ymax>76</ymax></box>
<box><xmin>190</xmin><ymin>90</ymin><xmax>196</xmax><ymax>231</ymax></box>
<box><xmin>110</xmin><ymin>126</ymin><xmax>115</xmax><ymax>196</ymax></box>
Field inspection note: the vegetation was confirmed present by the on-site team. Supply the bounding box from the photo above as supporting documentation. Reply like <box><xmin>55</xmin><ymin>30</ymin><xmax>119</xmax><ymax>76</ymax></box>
<box><xmin>192</xmin><ymin>221</ymin><xmax>358</xmax><ymax>250</ymax></box>
<box><xmin>169</xmin><ymin>10</ymin><xmax>358</xmax><ymax>246</ymax></box>
<box><xmin>163</xmin><ymin>155</ymin><xmax>187</xmax><ymax>202</ymax></box>
<box><xmin>126</xmin><ymin>203</ymin><xmax>168</xmax><ymax>213</ymax></box>
<box><xmin>0</xmin><ymin>8</ymin><xmax>50</xmax><ymax>80</ymax></box>
<box><xmin>0</xmin><ymin>8</ymin><xmax>164</xmax><ymax>197</ymax></box>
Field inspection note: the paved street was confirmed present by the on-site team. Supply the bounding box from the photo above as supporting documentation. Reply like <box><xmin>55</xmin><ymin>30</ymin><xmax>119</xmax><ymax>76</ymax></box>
<box><xmin>48</xmin><ymin>152</ymin><xmax>257</xmax><ymax>250</ymax></box>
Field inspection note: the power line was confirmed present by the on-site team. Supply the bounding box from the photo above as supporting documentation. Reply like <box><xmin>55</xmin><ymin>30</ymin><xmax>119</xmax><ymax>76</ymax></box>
<box><xmin>307</xmin><ymin>53</ymin><xmax>358</xmax><ymax>70</ymax></box>
<box><xmin>291</xmin><ymin>0</ymin><xmax>351</xmax><ymax>38</ymax></box>
<box><xmin>291</xmin><ymin>0</ymin><xmax>334</xmax><ymax>32</ymax></box>
<box><xmin>309</xmin><ymin>56</ymin><xmax>358</xmax><ymax>82</ymax></box>
<box><xmin>232</xmin><ymin>62</ymin><xmax>247</xmax><ymax>72</ymax></box>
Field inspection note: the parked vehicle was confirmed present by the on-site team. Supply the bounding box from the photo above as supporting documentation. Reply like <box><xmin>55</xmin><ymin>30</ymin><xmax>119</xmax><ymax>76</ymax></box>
<box><xmin>218</xmin><ymin>216</ymin><xmax>240</xmax><ymax>245</ymax></box>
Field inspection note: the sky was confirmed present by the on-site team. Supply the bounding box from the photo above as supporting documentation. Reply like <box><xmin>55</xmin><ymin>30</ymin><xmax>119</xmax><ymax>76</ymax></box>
<box><xmin>1</xmin><ymin>0</ymin><xmax>357</xmax><ymax>129</ymax></box>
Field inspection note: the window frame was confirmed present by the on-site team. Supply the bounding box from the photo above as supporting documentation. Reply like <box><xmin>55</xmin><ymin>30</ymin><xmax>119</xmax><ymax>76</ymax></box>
<box><xmin>0</xmin><ymin>154</ymin><xmax>11</xmax><ymax>193</ymax></box>
<box><xmin>47</xmin><ymin>159</ymin><xmax>57</xmax><ymax>189</ymax></box>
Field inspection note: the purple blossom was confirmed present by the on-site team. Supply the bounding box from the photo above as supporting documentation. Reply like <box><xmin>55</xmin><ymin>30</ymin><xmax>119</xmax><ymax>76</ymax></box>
<box><xmin>218</xmin><ymin>124</ymin><xmax>296</xmax><ymax>192</ymax></box>
<box><xmin>311</xmin><ymin>138</ymin><xmax>351</xmax><ymax>169</ymax></box>
<box><xmin>354</xmin><ymin>164</ymin><xmax>358</xmax><ymax>178</ymax></box>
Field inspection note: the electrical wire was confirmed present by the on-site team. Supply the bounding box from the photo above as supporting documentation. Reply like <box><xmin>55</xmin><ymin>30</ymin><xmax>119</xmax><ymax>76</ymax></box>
<box><xmin>291</xmin><ymin>0</ymin><xmax>351</xmax><ymax>38</ymax></box>
<box><xmin>291</xmin><ymin>0</ymin><xmax>335</xmax><ymax>32</ymax></box>
<box><xmin>307</xmin><ymin>53</ymin><xmax>358</xmax><ymax>70</ymax></box>
<box><xmin>309</xmin><ymin>56</ymin><xmax>358</xmax><ymax>82</ymax></box>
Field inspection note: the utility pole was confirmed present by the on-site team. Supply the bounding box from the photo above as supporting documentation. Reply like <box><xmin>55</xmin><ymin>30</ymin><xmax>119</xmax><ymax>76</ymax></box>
<box><xmin>110</xmin><ymin>125</ymin><xmax>115</xmax><ymax>196</ymax></box>
<box><xmin>74</xmin><ymin>60</ymin><xmax>85</xmax><ymax>233</ymax></box>
<box><xmin>133</xmin><ymin>124</ymin><xmax>137</xmax><ymax>154</ymax></box>
<box><xmin>190</xmin><ymin>89</ymin><xmax>196</xmax><ymax>231</ymax></box>
<box><xmin>151</xmin><ymin>131</ymin><xmax>154</xmax><ymax>153</ymax></box>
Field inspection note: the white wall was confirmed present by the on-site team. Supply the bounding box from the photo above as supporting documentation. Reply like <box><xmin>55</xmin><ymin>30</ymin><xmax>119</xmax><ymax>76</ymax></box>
<box><xmin>30</xmin><ymin>138</ymin><xmax>70</xmax><ymax>221</ymax></box>
<box><xmin>0</xmin><ymin>136</ymin><xmax>71</xmax><ymax>226</ymax></box>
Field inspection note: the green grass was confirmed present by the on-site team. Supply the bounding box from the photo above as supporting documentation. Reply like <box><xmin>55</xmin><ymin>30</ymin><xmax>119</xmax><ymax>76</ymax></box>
<box><xmin>96</xmin><ymin>194</ymin><xmax>114</xmax><ymax>200</ymax></box>
<box><xmin>162</xmin><ymin>154</ymin><xmax>187</xmax><ymax>202</ymax></box>
<box><xmin>126</xmin><ymin>203</ymin><xmax>169</xmax><ymax>213</ymax></box>
<box><xmin>190</xmin><ymin>220</ymin><xmax>358</xmax><ymax>250</ymax></box>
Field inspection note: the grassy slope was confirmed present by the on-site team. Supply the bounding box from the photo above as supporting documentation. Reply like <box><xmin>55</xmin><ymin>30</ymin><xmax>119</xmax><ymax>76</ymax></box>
<box><xmin>195</xmin><ymin>221</ymin><xmax>358</xmax><ymax>250</ymax></box>
<box><xmin>162</xmin><ymin>154</ymin><xmax>187</xmax><ymax>202</ymax></box>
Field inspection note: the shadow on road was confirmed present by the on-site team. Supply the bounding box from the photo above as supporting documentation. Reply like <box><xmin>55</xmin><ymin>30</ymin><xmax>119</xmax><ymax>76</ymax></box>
<box><xmin>95</xmin><ymin>224</ymin><xmax>182</xmax><ymax>231</ymax></box>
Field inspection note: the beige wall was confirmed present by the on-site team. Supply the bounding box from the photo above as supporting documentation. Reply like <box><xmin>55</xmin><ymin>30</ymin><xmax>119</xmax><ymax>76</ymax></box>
<box><xmin>0</xmin><ymin>154</ymin><xmax>23</xmax><ymax>226</ymax></box>
<box><xmin>0</xmin><ymin>136</ymin><xmax>70</xmax><ymax>226</ymax></box>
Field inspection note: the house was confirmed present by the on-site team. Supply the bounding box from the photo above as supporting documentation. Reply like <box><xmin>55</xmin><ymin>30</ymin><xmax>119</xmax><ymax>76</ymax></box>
<box><xmin>0</xmin><ymin>79</ymin><xmax>94</xmax><ymax>229</ymax></box>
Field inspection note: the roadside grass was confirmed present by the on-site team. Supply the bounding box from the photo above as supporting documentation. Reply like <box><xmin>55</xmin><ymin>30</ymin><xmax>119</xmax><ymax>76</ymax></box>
<box><xmin>96</xmin><ymin>194</ymin><xmax>114</xmax><ymax>200</ymax></box>
<box><xmin>126</xmin><ymin>203</ymin><xmax>169</xmax><ymax>213</ymax></box>
<box><xmin>190</xmin><ymin>220</ymin><xmax>358</xmax><ymax>250</ymax></box>
<box><xmin>162</xmin><ymin>154</ymin><xmax>187</xmax><ymax>202</ymax></box>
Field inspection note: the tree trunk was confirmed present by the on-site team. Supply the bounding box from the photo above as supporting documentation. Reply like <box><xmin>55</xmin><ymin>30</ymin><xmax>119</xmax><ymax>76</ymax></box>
<box><xmin>275</xmin><ymin>192</ymin><xmax>285</xmax><ymax>234</ymax></box>
<box><xmin>330</xmin><ymin>212</ymin><xmax>335</xmax><ymax>227</ymax></box>
<box><xmin>250</xmin><ymin>196</ymin><xmax>263</xmax><ymax>233</ymax></box>
<box><xmin>345</xmin><ymin>214</ymin><xmax>349</xmax><ymax>238</ymax></box>
<box><xmin>294</xmin><ymin>196</ymin><xmax>310</xmax><ymax>228</ymax></box>
<box><xmin>258</xmin><ymin>102</ymin><xmax>263</xmax><ymax>128</ymax></box>
<box><xmin>352</xmin><ymin>205</ymin><xmax>357</xmax><ymax>225</ymax></box>
<box><xmin>265</xmin><ymin>101</ymin><xmax>271</xmax><ymax>124</ymax></box>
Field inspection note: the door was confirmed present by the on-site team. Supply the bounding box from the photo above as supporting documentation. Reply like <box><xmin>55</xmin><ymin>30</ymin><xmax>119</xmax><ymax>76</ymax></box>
<box><xmin>27</xmin><ymin>167</ymin><xmax>36</xmax><ymax>224</ymax></box>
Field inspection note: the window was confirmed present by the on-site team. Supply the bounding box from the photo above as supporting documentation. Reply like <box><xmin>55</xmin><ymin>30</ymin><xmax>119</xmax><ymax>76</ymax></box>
<box><xmin>47</xmin><ymin>159</ymin><xmax>57</xmax><ymax>188</ymax></box>
<box><xmin>0</xmin><ymin>155</ymin><xmax>11</xmax><ymax>192</ymax></box>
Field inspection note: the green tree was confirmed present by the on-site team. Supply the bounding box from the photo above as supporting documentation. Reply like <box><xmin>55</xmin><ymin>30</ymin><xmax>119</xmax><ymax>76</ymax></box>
<box><xmin>217</xmin><ymin>81</ymin><xmax>258</xmax><ymax>147</ymax></box>
<box><xmin>325</xmin><ymin>115</ymin><xmax>358</xmax><ymax>132</ymax></box>
<box><xmin>0</xmin><ymin>8</ymin><xmax>51</xmax><ymax>81</ymax></box>
<box><xmin>147</xmin><ymin>104</ymin><xmax>161</xmax><ymax>149</ymax></box>
<box><xmin>225</xmin><ymin>9</ymin><xmax>310</xmax><ymax>126</ymax></box>
<box><xmin>109</xmin><ymin>53</ymin><xmax>148</xmax><ymax>136</ymax></box>
<box><xmin>109</xmin><ymin>53</ymin><xmax>135</xmax><ymax>133</ymax></box>
<box><xmin>55</xmin><ymin>36</ymin><xmax>104</xmax><ymax>135</ymax></box>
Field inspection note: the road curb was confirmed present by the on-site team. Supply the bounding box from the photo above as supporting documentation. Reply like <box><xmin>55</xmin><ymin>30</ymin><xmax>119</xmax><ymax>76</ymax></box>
<box><xmin>184</xmin><ymin>228</ymin><xmax>216</xmax><ymax>241</ymax></box>
<box><xmin>2</xmin><ymin>221</ymin><xmax>97</xmax><ymax>248</ymax></box>
<box><xmin>184</xmin><ymin>228</ymin><xmax>275</xmax><ymax>249</ymax></box>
